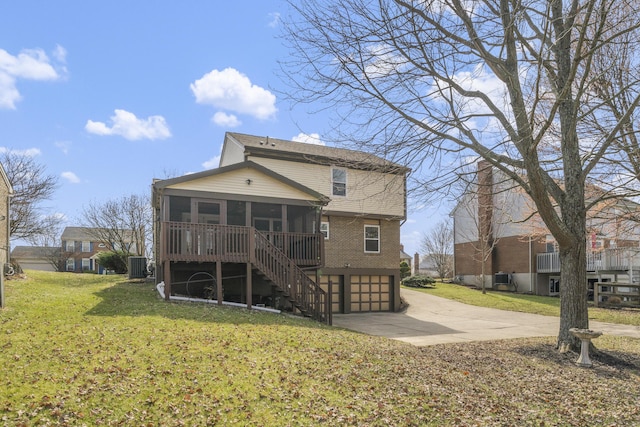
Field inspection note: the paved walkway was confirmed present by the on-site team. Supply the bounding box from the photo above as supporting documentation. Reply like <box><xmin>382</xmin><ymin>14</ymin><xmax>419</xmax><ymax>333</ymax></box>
<box><xmin>332</xmin><ymin>288</ymin><xmax>640</xmax><ymax>346</ymax></box>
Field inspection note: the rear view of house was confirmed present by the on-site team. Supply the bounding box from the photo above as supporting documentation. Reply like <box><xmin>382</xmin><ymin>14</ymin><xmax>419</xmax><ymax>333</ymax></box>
<box><xmin>152</xmin><ymin>132</ymin><xmax>408</xmax><ymax>322</ymax></box>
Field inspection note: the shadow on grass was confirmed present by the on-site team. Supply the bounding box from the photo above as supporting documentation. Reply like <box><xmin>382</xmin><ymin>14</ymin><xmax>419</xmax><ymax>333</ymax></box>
<box><xmin>513</xmin><ymin>342</ymin><xmax>640</xmax><ymax>379</ymax></box>
<box><xmin>85</xmin><ymin>279</ymin><xmax>330</xmax><ymax>328</ymax></box>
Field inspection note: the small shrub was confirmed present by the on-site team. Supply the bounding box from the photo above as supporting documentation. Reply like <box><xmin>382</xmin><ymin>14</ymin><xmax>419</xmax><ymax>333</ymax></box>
<box><xmin>400</xmin><ymin>261</ymin><xmax>411</xmax><ymax>279</ymax></box>
<box><xmin>95</xmin><ymin>251</ymin><xmax>131</xmax><ymax>274</ymax></box>
<box><xmin>607</xmin><ymin>296</ymin><xmax>622</xmax><ymax>305</ymax></box>
<box><xmin>402</xmin><ymin>275</ymin><xmax>436</xmax><ymax>288</ymax></box>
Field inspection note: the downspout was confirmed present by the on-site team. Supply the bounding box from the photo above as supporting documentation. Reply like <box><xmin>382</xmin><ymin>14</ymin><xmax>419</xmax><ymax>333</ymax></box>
<box><xmin>529</xmin><ymin>236</ymin><xmax>534</xmax><ymax>294</ymax></box>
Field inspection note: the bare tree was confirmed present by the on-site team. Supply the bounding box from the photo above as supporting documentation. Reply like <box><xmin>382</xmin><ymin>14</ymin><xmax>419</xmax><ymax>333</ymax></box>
<box><xmin>80</xmin><ymin>194</ymin><xmax>151</xmax><ymax>257</ymax></box>
<box><xmin>281</xmin><ymin>0</ymin><xmax>640</xmax><ymax>350</ymax></box>
<box><xmin>420</xmin><ymin>220</ymin><xmax>453</xmax><ymax>280</ymax></box>
<box><xmin>1</xmin><ymin>151</ymin><xmax>60</xmax><ymax>240</ymax></box>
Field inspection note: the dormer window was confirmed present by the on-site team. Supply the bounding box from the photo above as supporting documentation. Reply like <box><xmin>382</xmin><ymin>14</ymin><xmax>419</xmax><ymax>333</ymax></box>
<box><xmin>332</xmin><ymin>168</ymin><xmax>346</xmax><ymax>197</ymax></box>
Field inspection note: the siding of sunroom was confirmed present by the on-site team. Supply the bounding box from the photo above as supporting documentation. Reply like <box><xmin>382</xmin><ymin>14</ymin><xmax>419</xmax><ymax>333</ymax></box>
<box><xmin>164</xmin><ymin>166</ymin><xmax>320</xmax><ymax>202</ymax></box>
<box><xmin>248</xmin><ymin>157</ymin><xmax>405</xmax><ymax>218</ymax></box>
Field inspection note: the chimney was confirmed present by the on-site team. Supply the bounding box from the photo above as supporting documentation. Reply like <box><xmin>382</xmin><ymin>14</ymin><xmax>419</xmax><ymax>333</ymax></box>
<box><xmin>477</xmin><ymin>160</ymin><xmax>494</xmax><ymax>274</ymax></box>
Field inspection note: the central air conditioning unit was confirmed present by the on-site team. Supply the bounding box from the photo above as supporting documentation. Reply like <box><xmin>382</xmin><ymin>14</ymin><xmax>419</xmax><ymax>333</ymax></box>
<box><xmin>494</xmin><ymin>272</ymin><xmax>509</xmax><ymax>285</ymax></box>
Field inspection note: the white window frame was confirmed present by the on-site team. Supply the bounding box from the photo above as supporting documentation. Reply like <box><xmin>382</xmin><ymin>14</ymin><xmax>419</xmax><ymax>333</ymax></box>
<box><xmin>331</xmin><ymin>167</ymin><xmax>347</xmax><ymax>197</ymax></box>
<box><xmin>82</xmin><ymin>258</ymin><xmax>91</xmax><ymax>271</ymax></box>
<box><xmin>82</xmin><ymin>241</ymin><xmax>91</xmax><ymax>252</ymax></box>
<box><xmin>364</xmin><ymin>225</ymin><xmax>380</xmax><ymax>253</ymax></box>
<box><xmin>549</xmin><ymin>277</ymin><xmax>560</xmax><ymax>296</ymax></box>
<box><xmin>66</xmin><ymin>258</ymin><xmax>75</xmax><ymax>271</ymax></box>
<box><xmin>66</xmin><ymin>240</ymin><xmax>75</xmax><ymax>252</ymax></box>
<box><xmin>320</xmin><ymin>222</ymin><xmax>330</xmax><ymax>240</ymax></box>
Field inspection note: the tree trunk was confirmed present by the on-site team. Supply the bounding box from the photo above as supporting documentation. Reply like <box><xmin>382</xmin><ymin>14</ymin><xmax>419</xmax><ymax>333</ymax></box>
<box><xmin>557</xmin><ymin>234</ymin><xmax>589</xmax><ymax>352</ymax></box>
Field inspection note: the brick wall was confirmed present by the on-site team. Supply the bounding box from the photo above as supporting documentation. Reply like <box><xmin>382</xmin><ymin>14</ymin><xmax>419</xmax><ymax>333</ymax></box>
<box><xmin>455</xmin><ymin>235</ymin><xmax>547</xmax><ymax>276</ymax></box>
<box><xmin>323</xmin><ymin>216</ymin><xmax>400</xmax><ymax>270</ymax></box>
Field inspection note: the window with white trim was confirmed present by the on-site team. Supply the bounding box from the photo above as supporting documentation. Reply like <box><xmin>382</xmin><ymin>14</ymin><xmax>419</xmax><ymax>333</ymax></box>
<box><xmin>332</xmin><ymin>168</ymin><xmax>346</xmax><ymax>197</ymax></box>
<box><xmin>320</xmin><ymin>222</ymin><xmax>329</xmax><ymax>240</ymax></box>
<box><xmin>364</xmin><ymin>225</ymin><xmax>380</xmax><ymax>253</ymax></box>
<box><xmin>82</xmin><ymin>258</ymin><xmax>91</xmax><ymax>271</ymax></box>
<box><xmin>66</xmin><ymin>258</ymin><xmax>75</xmax><ymax>271</ymax></box>
<box><xmin>66</xmin><ymin>240</ymin><xmax>75</xmax><ymax>252</ymax></box>
<box><xmin>82</xmin><ymin>241</ymin><xmax>91</xmax><ymax>252</ymax></box>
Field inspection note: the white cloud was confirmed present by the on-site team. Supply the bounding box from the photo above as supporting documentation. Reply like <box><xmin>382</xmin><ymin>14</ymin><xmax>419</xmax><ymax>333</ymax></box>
<box><xmin>0</xmin><ymin>147</ymin><xmax>41</xmax><ymax>157</ymax></box>
<box><xmin>202</xmin><ymin>155</ymin><xmax>220</xmax><ymax>169</ymax></box>
<box><xmin>190</xmin><ymin>67</ymin><xmax>277</xmax><ymax>121</ymax></box>
<box><xmin>268</xmin><ymin>12</ymin><xmax>281</xmax><ymax>28</ymax></box>
<box><xmin>0</xmin><ymin>47</ymin><xmax>63</xmax><ymax>109</ymax></box>
<box><xmin>212</xmin><ymin>111</ymin><xmax>241</xmax><ymax>127</ymax></box>
<box><xmin>291</xmin><ymin>132</ymin><xmax>325</xmax><ymax>145</ymax></box>
<box><xmin>52</xmin><ymin>45</ymin><xmax>67</xmax><ymax>63</ymax></box>
<box><xmin>55</xmin><ymin>140</ymin><xmax>72</xmax><ymax>154</ymax></box>
<box><xmin>61</xmin><ymin>171</ymin><xmax>80</xmax><ymax>183</ymax></box>
<box><xmin>85</xmin><ymin>109</ymin><xmax>172</xmax><ymax>141</ymax></box>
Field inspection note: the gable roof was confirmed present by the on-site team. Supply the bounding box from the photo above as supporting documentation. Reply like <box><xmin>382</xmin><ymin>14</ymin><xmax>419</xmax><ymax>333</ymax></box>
<box><xmin>0</xmin><ymin>163</ymin><xmax>13</xmax><ymax>195</ymax></box>
<box><xmin>61</xmin><ymin>226</ymin><xmax>135</xmax><ymax>241</ymax></box>
<box><xmin>11</xmin><ymin>245</ymin><xmax>60</xmax><ymax>258</ymax></box>
<box><xmin>153</xmin><ymin>160</ymin><xmax>331</xmax><ymax>205</ymax></box>
<box><xmin>225</xmin><ymin>132</ymin><xmax>409</xmax><ymax>174</ymax></box>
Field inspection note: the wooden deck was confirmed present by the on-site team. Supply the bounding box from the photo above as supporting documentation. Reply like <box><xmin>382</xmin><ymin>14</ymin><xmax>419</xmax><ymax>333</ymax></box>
<box><xmin>159</xmin><ymin>222</ymin><xmax>329</xmax><ymax>323</ymax></box>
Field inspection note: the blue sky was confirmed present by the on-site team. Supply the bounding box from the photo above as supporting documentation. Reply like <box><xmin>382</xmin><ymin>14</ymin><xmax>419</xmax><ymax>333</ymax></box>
<box><xmin>0</xmin><ymin>1</ymin><xmax>444</xmax><ymax>256</ymax></box>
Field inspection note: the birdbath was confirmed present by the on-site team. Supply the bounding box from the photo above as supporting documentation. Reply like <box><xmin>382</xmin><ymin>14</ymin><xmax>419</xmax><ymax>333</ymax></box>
<box><xmin>569</xmin><ymin>328</ymin><xmax>602</xmax><ymax>368</ymax></box>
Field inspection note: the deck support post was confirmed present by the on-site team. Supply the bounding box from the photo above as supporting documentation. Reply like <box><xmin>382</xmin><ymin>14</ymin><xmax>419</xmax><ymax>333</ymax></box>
<box><xmin>216</xmin><ymin>260</ymin><xmax>223</xmax><ymax>306</ymax></box>
<box><xmin>246</xmin><ymin>262</ymin><xmax>252</xmax><ymax>309</ymax></box>
<box><xmin>163</xmin><ymin>261</ymin><xmax>171</xmax><ymax>301</ymax></box>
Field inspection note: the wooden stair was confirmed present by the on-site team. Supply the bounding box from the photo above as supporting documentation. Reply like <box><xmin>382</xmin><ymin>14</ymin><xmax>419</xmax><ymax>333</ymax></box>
<box><xmin>252</xmin><ymin>230</ymin><xmax>330</xmax><ymax>324</ymax></box>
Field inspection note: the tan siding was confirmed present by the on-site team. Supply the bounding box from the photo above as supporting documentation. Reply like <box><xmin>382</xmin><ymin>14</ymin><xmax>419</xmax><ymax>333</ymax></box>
<box><xmin>166</xmin><ymin>167</ymin><xmax>318</xmax><ymax>201</ymax></box>
<box><xmin>250</xmin><ymin>157</ymin><xmax>405</xmax><ymax>217</ymax></box>
<box><xmin>219</xmin><ymin>137</ymin><xmax>245</xmax><ymax>167</ymax></box>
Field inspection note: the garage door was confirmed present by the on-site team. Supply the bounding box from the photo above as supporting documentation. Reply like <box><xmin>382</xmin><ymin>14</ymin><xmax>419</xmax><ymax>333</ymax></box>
<box><xmin>350</xmin><ymin>275</ymin><xmax>391</xmax><ymax>312</ymax></box>
<box><xmin>318</xmin><ymin>274</ymin><xmax>343</xmax><ymax>313</ymax></box>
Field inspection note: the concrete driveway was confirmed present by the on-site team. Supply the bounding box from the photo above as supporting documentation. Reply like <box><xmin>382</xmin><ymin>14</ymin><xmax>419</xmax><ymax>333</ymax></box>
<box><xmin>332</xmin><ymin>288</ymin><xmax>640</xmax><ymax>346</ymax></box>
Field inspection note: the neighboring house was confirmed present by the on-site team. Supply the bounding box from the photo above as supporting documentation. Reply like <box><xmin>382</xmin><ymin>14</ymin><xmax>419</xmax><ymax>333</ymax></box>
<box><xmin>417</xmin><ymin>253</ymin><xmax>454</xmax><ymax>278</ymax></box>
<box><xmin>400</xmin><ymin>245</ymin><xmax>411</xmax><ymax>269</ymax></box>
<box><xmin>0</xmin><ymin>162</ymin><xmax>11</xmax><ymax>308</ymax></box>
<box><xmin>152</xmin><ymin>132</ymin><xmax>408</xmax><ymax>322</ymax></box>
<box><xmin>0</xmin><ymin>163</ymin><xmax>11</xmax><ymax>267</ymax></box>
<box><xmin>10</xmin><ymin>246</ymin><xmax>60</xmax><ymax>271</ymax></box>
<box><xmin>452</xmin><ymin>161</ymin><xmax>640</xmax><ymax>297</ymax></box>
<box><xmin>61</xmin><ymin>227</ymin><xmax>137</xmax><ymax>273</ymax></box>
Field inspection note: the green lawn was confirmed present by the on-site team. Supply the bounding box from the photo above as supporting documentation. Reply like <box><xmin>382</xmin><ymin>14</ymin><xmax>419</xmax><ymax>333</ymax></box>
<box><xmin>408</xmin><ymin>282</ymin><xmax>640</xmax><ymax>326</ymax></box>
<box><xmin>1</xmin><ymin>271</ymin><xmax>639</xmax><ymax>426</ymax></box>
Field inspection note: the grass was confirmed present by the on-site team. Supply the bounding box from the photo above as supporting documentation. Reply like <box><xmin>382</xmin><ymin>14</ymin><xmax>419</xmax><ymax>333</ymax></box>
<box><xmin>409</xmin><ymin>281</ymin><xmax>640</xmax><ymax>326</ymax></box>
<box><xmin>1</xmin><ymin>271</ymin><xmax>639</xmax><ymax>426</ymax></box>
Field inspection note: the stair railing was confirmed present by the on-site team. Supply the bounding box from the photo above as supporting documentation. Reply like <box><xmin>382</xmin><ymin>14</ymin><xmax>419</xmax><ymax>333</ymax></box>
<box><xmin>252</xmin><ymin>230</ymin><xmax>329</xmax><ymax>324</ymax></box>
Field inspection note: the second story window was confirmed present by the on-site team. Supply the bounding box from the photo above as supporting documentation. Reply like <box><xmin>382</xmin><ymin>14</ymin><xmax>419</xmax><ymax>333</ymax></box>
<box><xmin>82</xmin><ymin>241</ymin><xmax>91</xmax><ymax>252</ymax></box>
<box><xmin>66</xmin><ymin>240</ymin><xmax>75</xmax><ymax>252</ymax></box>
<box><xmin>332</xmin><ymin>168</ymin><xmax>346</xmax><ymax>197</ymax></box>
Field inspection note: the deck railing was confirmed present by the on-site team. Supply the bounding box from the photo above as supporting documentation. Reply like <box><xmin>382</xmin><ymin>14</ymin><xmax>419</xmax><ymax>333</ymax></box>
<box><xmin>161</xmin><ymin>222</ymin><xmax>323</xmax><ymax>266</ymax></box>
<box><xmin>160</xmin><ymin>221</ymin><xmax>329</xmax><ymax>323</ymax></box>
<box><xmin>537</xmin><ymin>248</ymin><xmax>640</xmax><ymax>273</ymax></box>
